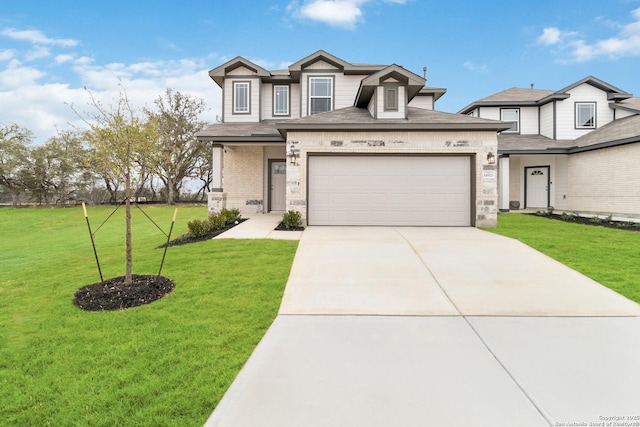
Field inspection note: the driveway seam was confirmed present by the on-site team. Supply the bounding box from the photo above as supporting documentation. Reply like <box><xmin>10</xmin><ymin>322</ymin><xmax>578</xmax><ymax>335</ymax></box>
<box><xmin>395</xmin><ymin>227</ymin><xmax>554</xmax><ymax>427</ymax></box>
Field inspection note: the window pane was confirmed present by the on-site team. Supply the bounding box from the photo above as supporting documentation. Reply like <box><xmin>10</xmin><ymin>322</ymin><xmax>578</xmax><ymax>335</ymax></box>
<box><xmin>386</xmin><ymin>88</ymin><xmax>397</xmax><ymax>110</ymax></box>
<box><xmin>309</xmin><ymin>77</ymin><xmax>332</xmax><ymax>115</ymax></box>
<box><xmin>234</xmin><ymin>83</ymin><xmax>249</xmax><ymax>113</ymax></box>
<box><xmin>274</xmin><ymin>86</ymin><xmax>288</xmax><ymax>115</ymax></box>
<box><xmin>501</xmin><ymin>109</ymin><xmax>519</xmax><ymax>132</ymax></box>
<box><xmin>310</xmin><ymin>98</ymin><xmax>331</xmax><ymax>115</ymax></box>
<box><xmin>311</xmin><ymin>78</ymin><xmax>331</xmax><ymax>96</ymax></box>
<box><xmin>576</xmin><ymin>103</ymin><xmax>595</xmax><ymax>128</ymax></box>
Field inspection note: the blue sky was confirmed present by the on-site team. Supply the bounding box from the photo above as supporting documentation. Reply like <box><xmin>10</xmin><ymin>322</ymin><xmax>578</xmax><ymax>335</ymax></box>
<box><xmin>2</xmin><ymin>0</ymin><xmax>640</xmax><ymax>143</ymax></box>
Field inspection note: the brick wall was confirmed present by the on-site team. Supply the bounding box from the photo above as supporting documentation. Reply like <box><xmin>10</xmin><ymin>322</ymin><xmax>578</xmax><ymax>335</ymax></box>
<box><xmin>567</xmin><ymin>144</ymin><xmax>640</xmax><ymax>215</ymax></box>
<box><xmin>223</xmin><ymin>145</ymin><xmax>265</xmax><ymax>215</ymax></box>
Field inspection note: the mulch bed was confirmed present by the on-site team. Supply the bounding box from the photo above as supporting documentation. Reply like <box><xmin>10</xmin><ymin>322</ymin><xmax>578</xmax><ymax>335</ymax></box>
<box><xmin>529</xmin><ymin>212</ymin><xmax>640</xmax><ymax>232</ymax></box>
<box><xmin>74</xmin><ymin>274</ymin><xmax>175</xmax><ymax>311</ymax></box>
<box><xmin>161</xmin><ymin>218</ymin><xmax>248</xmax><ymax>247</ymax></box>
<box><xmin>274</xmin><ymin>222</ymin><xmax>305</xmax><ymax>231</ymax></box>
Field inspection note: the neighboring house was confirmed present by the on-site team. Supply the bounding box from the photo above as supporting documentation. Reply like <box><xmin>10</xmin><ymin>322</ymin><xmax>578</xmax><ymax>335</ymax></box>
<box><xmin>197</xmin><ymin>50</ymin><xmax>509</xmax><ymax>227</ymax></box>
<box><xmin>459</xmin><ymin>77</ymin><xmax>640</xmax><ymax>217</ymax></box>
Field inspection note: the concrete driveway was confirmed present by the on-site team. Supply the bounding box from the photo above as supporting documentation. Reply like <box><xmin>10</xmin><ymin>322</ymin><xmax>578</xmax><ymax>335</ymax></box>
<box><xmin>205</xmin><ymin>227</ymin><xmax>640</xmax><ymax>427</ymax></box>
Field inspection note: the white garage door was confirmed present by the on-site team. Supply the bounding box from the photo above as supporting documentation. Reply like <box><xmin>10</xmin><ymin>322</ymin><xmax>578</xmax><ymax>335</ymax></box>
<box><xmin>308</xmin><ymin>155</ymin><xmax>471</xmax><ymax>226</ymax></box>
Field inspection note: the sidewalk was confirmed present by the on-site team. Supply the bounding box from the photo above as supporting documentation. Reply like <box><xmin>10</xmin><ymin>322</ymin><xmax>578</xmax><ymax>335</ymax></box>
<box><xmin>213</xmin><ymin>213</ymin><xmax>302</xmax><ymax>240</ymax></box>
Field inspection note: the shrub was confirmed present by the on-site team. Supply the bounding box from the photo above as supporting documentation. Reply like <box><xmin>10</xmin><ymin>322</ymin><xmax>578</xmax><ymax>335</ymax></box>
<box><xmin>281</xmin><ymin>210</ymin><xmax>302</xmax><ymax>230</ymax></box>
<box><xmin>208</xmin><ymin>212</ymin><xmax>227</xmax><ymax>230</ymax></box>
<box><xmin>617</xmin><ymin>221</ymin><xmax>634</xmax><ymax>230</ymax></box>
<box><xmin>560</xmin><ymin>212</ymin><xmax>578</xmax><ymax>221</ymax></box>
<box><xmin>187</xmin><ymin>219</ymin><xmax>211</xmax><ymax>237</ymax></box>
<box><xmin>220</xmin><ymin>208</ymin><xmax>241</xmax><ymax>224</ymax></box>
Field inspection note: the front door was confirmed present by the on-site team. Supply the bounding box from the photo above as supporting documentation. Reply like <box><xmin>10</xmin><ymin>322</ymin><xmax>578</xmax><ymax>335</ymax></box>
<box><xmin>270</xmin><ymin>160</ymin><xmax>286</xmax><ymax>211</ymax></box>
<box><xmin>525</xmin><ymin>166</ymin><xmax>550</xmax><ymax>208</ymax></box>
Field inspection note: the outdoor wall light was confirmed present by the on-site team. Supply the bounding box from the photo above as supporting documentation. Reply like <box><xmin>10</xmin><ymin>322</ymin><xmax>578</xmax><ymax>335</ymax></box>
<box><xmin>287</xmin><ymin>145</ymin><xmax>298</xmax><ymax>166</ymax></box>
<box><xmin>486</xmin><ymin>152</ymin><xmax>496</xmax><ymax>164</ymax></box>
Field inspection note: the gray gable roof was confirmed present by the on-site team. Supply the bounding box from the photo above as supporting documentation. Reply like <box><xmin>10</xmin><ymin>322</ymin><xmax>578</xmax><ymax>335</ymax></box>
<box><xmin>498</xmin><ymin>134</ymin><xmax>574</xmax><ymax>154</ymax></box>
<box><xmin>498</xmin><ymin>115</ymin><xmax>640</xmax><ymax>154</ymax></box>
<box><xmin>556</xmin><ymin>76</ymin><xmax>632</xmax><ymax>101</ymax></box>
<box><xmin>197</xmin><ymin>122</ymin><xmax>283</xmax><ymax>143</ymax></box>
<box><xmin>572</xmin><ymin>115</ymin><xmax>640</xmax><ymax>150</ymax></box>
<box><xmin>611</xmin><ymin>97</ymin><xmax>640</xmax><ymax>113</ymax></box>
<box><xmin>287</xmin><ymin>50</ymin><xmax>386</xmax><ymax>75</ymax></box>
<box><xmin>276</xmin><ymin>106</ymin><xmax>512</xmax><ymax>137</ymax></box>
<box><xmin>208</xmin><ymin>56</ymin><xmax>271</xmax><ymax>88</ymax></box>
<box><xmin>355</xmin><ymin>64</ymin><xmax>426</xmax><ymax>107</ymax></box>
<box><xmin>459</xmin><ymin>76</ymin><xmax>633</xmax><ymax>114</ymax></box>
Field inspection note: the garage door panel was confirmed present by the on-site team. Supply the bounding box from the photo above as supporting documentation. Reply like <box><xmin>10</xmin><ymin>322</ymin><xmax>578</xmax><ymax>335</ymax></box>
<box><xmin>308</xmin><ymin>156</ymin><xmax>471</xmax><ymax>226</ymax></box>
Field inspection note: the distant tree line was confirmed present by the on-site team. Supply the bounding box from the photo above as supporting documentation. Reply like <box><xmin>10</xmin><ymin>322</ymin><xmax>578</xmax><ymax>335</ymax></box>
<box><xmin>0</xmin><ymin>88</ymin><xmax>211</xmax><ymax>207</ymax></box>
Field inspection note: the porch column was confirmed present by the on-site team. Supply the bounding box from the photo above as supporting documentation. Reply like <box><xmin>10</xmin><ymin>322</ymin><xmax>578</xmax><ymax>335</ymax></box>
<box><xmin>498</xmin><ymin>155</ymin><xmax>510</xmax><ymax>212</ymax></box>
<box><xmin>207</xmin><ymin>144</ymin><xmax>226</xmax><ymax>214</ymax></box>
<box><xmin>211</xmin><ymin>145</ymin><xmax>223</xmax><ymax>192</ymax></box>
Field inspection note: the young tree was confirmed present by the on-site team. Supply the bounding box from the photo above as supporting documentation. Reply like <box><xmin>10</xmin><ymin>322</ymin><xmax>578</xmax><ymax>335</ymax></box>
<box><xmin>74</xmin><ymin>89</ymin><xmax>157</xmax><ymax>285</ymax></box>
<box><xmin>0</xmin><ymin>123</ymin><xmax>33</xmax><ymax>207</ymax></box>
<box><xmin>146</xmin><ymin>89</ymin><xmax>208</xmax><ymax>205</ymax></box>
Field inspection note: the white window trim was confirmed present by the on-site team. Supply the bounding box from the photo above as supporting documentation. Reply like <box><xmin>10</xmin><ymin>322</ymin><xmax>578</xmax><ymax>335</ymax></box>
<box><xmin>233</xmin><ymin>81</ymin><xmax>250</xmax><ymax>114</ymax></box>
<box><xmin>500</xmin><ymin>108</ymin><xmax>520</xmax><ymax>133</ymax></box>
<box><xmin>309</xmin><ymin>76</ymin><xmax>333</xmax><ymax>115</ymax></box>
<box><xmin>273</xmin><ymin>85</ymin><xmax>289</xmax><ymax>116</ymax></box>
<box><xmin>575</xmin><ymin>102</ymin><xmax>596</xmax><ymax>129</ymax></box>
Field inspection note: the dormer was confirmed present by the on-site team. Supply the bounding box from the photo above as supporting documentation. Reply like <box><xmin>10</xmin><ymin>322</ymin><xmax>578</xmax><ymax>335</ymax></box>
<box><xmin>354</xmin><ymin>65</ymin><xmax>426</xmax><ymax>119</ymax></box>
<box><xmin>208</xmin><ymin>57</ymin><xmax>271</xmax><ymax>123</ymax></box>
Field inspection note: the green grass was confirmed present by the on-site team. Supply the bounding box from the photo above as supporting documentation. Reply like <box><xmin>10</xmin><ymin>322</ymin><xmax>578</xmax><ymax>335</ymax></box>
<box><xmin>0</xmin><ymin>205</ymin><xmax>298</xmax><ymax>426</ymax></box>
<box><xmin>485</xmin><ymin>213</ymin><xmax>640</xmax><ymax>304</ymax></box>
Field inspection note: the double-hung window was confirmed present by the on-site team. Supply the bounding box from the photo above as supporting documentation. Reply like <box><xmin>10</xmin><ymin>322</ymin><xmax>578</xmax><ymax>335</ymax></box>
<box><xmin>501</xmin><ymin>108</ymin><xmax>520</xmax><ymax>133</ymax></box>
<box><xmin>273</xmin><ymin>85</ymin><xmax>289</xmax><ymax>116</ymax></box>
<box><xmin>575</xmin><ymin>102</ymin><xmax>596</xmax><ymax>129</ymax></box>
<box><xmin>384</xmin><ymin>85</ymin><xmax>398</xmax><ymax>111</ymax></box>
<box><xmin>309</xmin><ymin>77</ymin><xmax>333</xmax><ymax>115</ymax></box>
<box><xmin>233</xmin><ymin>81</ymin><xmax>250</xmax><ymax>114</ymax></box>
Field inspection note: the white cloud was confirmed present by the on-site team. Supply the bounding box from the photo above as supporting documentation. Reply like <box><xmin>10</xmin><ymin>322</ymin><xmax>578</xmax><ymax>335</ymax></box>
<box><xmin>0</xmin><ymin>55</ymin><xmax>221</xmax><ymax>144</ymax></box>
<box><xmin>288</xmin><ymin>0</ymin><xmax>406</xmax><ymax>29</ymax></box>
<box><xmin>24</xmin><ymin>46</ymin><xmax>51</xmax><ymax>61</ymax></box>
<box><xmin>55</xmin><ymin>54</ymin><xmax>74</xmax><ymax>64</ymax></box>
<box><xmin>537</xmin><ymin>27</ymin><xmax>562</xmax><ymax>45</ymax></box>
<box><xmin>537</xmin><ymin>7</ymin><xmax>640</xmax><ymax>62</ymax></box>
<box><xmin>0</xmin><ymin>59</ymin><xmax>46</xmax><ymax>88</ymax></box>
<box><xmin>0</xmin><ymin>49</ymin><xmax>15</xmax><ymax>61</ymax></box>
<box><xmin>463</xmin><ymin>61</ymin><xmax>488</xmax><ymax>72</ymax></box>
<box><xmin>1</xmin><ymin>28</ymin><xmax>79</xmax><ymax>47</ymax></box>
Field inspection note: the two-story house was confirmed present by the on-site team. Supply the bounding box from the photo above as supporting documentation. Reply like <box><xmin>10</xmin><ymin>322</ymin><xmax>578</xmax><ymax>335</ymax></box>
<box><xmin>197</xmin><ymin>50</ymin><xmax>510</xmax><ymax>227</ymax></box>
<box><xmin>459</xmin><ymin>77</ymin><xmax>640</xmax><ymax>217</ymax></box>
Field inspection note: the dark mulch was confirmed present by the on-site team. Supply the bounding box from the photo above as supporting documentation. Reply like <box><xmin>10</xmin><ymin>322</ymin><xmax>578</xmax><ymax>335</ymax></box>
<box><xmin>529</xmin><ymin>212</ymin><xmax>640</xmax><ymax>232</ymax></box>
<box><xmin>74</xmin><ymin>274</ymin><xmax>175</xmax><ymax>311</ymax></box>
<box><xmin>274</xmin><ymin>222</ymin><xmax>305</xmax><ymax>231</ymax></box>
<box><xmin>161</xmin><ymin>218</ymin><xmax>248</xmax><ymax>247</ymax></box>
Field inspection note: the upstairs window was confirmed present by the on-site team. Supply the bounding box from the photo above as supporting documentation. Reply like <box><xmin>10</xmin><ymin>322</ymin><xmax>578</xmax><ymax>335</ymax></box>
<box><xmin>384</xmin><ymin>85</ymin><xmax>398</xmax><ymax>111</ymax></box>
<box><xmin>309</xmin><ymin>77</ymin><xmax>333</xmax><ymax>115</ymax></box>
<box><xmin>501</xmin><ymin>108</ymin><xmax>520</xmax><ymax>133</ymax></box>
<box><xmin>576</xmin><ymin>102</ymin><xmax>596</xmax><ymax>129</ymax></box>
<box><xmin>233</xmin><ymin>81</ymin><xmax>250</xmax><ymax>114</ymax></box>
<box><xmin>273</xmin><ymin>85</ymin><xmax>289</xmax><ymax>116</ymax></box>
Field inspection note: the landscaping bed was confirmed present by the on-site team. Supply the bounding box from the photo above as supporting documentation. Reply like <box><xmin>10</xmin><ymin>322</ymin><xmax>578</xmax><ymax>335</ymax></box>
<box><xmin>531</xmin><ymin>211</ymin><xmax>640</xmax><ymax>231</ymax></box>
<box><xmin>74</xmin><ymin>274</ymin><xmax>175</xmax><ymax>311</ymax></box>
<box><xmin>163</xmin><ymin>218</ymin><xmax>247</xmax><ymax>246</ymax></box>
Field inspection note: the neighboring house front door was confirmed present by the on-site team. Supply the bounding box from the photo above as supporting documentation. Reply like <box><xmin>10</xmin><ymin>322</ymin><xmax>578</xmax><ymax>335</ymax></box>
<box><xmin>525</xmin><ymin>166</ymin><xmax>550</xmax><ymax>208</ymax></box>
<box><xmin>270</xmin><ymin>160</ymin><xmax>286</xmax><ymax>211</ymax></box>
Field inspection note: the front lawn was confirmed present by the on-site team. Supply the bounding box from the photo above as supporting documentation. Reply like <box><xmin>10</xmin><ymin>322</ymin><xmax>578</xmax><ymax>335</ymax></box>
<box><xmin>485</xmin><ymin>213</ymin><xmax>640</xmax><ymax>304</ymax></box>
<box><xmin>0</xmin><ymin>206</ymin><xmax>298</xmax><ymax>426</ymax></box>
